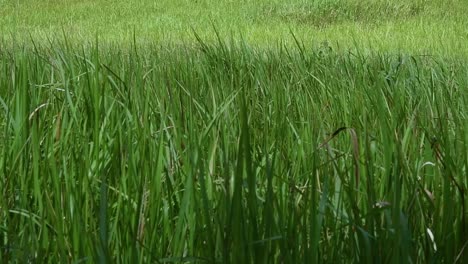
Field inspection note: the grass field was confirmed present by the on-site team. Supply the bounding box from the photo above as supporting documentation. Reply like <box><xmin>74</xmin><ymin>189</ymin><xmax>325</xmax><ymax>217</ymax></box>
<box><xmin>1</xmin><ymin>0</ymin><xmax>468</xmax><ymax>56</ymax></box>
<box><xmin>1</xmin><ymin>0</ymin><xmax>467</xmax><ymax>263</ymax></box>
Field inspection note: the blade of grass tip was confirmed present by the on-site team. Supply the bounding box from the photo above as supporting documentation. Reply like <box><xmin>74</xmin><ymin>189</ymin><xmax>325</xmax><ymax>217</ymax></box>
<box><xmin>191</xmin><ymin>27</ymin><xmax>210</xmax><ymax>55</ymax></box>
<box><xmin>318</xmin><ymin>127</ymin><xmax>348</xmax><ymax>149</ymax></box>
<box><xmin>289</xmin><ymin>28</ymin><xmax>305</xmax><ymax>60</ymax></box>
<box><xmin>132</xmin><ymin>28</ymin><xmax>139</xmax><ymax>59</ymax></box>
<box><xmin>210</xmin><ymin>21</ymin><xmax>227</xmax><ymax>57</ymax></box>
<box><xmin>321</xmin><ymin>126</ymin><xmax>363</xmax><ymax>236</ymax></box>
<box><xmin>61</xmin><ymin>26</ymin><xmax>72</xmax><ymax>52</ymax></box>
<box><xmin>318</xmin><ymin>127</ymin><xmax>360</xmax><ymax>189</ymax></box>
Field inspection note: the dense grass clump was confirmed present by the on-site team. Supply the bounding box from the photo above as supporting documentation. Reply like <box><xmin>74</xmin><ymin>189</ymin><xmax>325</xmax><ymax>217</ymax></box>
<box><xmin>0</xmin><ymin>39</ymin><xmax>467</xmax><ymax>263</ymax></box>
<box><xmin>262</xmin><ymin>0</ymin><xmax>424</xmax><ymax>28</ymax></box>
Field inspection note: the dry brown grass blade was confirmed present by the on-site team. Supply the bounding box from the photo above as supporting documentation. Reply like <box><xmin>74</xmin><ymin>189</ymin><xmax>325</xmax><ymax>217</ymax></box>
<box><xmin>55</xmin><ymin>111</ymin><xmax>62</xmax><ymax>142</ymax></box>
<box><xmin>28</xmin><ymin>103</ymin><xmax>49</xmax><ymax>121</ymax></box>
<box><xmin>137</xmin><ymin>182</ymin><xmax>149</xmax><ymax>242</ymax></box>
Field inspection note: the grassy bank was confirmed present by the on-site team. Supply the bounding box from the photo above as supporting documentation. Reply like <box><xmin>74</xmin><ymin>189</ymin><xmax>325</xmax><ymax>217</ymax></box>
<box><xmin>1</xmin><ymin>0</ymin><xmax>468</xmax><ymax>56</ymax></box>
<box><xmin>0</xmin><ymin>38</ymin><xmax>467</xmax><ymax>262</ymax></box>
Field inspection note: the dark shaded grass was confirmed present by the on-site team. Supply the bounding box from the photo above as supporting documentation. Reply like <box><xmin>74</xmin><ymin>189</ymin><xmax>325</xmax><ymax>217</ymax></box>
<box><xmin>0</xmin><ymin>38</ymin><xmax>467</xmax><ymax>263</ymax></box>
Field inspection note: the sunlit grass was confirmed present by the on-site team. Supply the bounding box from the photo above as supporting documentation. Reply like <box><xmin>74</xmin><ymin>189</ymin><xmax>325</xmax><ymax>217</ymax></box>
<box><xmin>1</xmin><ymin>0</ymin><xmax>467</xmax><ymax>56</ymax></box>
<box><xmin>0</xmin><ymin>35</ymin><xmax>466</xmax><ymax>262</ymax></box>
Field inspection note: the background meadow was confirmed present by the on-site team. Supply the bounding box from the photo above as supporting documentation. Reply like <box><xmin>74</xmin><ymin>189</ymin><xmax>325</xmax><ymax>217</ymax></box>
<box><xmin>1</xmin><ymin>0</ymin><xmax>468</xmax><ymax>56</ymax></box>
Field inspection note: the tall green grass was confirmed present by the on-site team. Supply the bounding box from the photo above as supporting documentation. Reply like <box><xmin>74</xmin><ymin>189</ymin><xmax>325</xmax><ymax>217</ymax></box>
<box><xmin>0</xmin><ymin>38</ymin><xmax>467</xmax><ymax>263</ymax></box>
